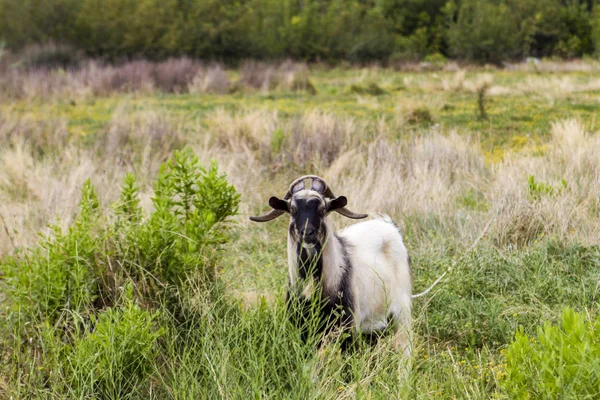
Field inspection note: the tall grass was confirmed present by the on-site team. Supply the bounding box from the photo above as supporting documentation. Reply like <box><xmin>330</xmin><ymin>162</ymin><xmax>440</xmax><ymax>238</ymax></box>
<box><xmin>1</xmin><ymin>64</ymin><xmax>599</xmax><ymax>398</ymax></box>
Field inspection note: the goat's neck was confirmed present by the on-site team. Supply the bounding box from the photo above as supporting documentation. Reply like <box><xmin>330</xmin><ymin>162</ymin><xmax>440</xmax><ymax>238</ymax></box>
<box><xmin>288</xmin><ymin>218</ymin><xmax>345</xmax><ymax>296</ymax></box>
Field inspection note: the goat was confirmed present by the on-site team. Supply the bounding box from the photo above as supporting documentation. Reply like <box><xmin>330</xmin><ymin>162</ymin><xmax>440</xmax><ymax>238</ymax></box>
<box><xmin>250</xmin><ymin>175</ymin><xmax>412</xmax><ymax>357</ymax></box>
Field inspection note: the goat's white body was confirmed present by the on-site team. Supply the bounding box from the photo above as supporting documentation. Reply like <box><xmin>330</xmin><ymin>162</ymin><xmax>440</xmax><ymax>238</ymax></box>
<box><xmin>287</xmin><ymin>214</ymin><xmax>412</xmax><ymax>356</ymax></box>
<box><xmin>340</xmin><ymin>218</ymin><xmax>412</xmax><ymax>338</ymax></box>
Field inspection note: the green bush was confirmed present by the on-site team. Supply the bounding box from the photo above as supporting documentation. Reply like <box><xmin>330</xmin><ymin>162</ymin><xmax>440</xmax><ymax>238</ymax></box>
<box><xmin>2</xmin><ymin>0</ymin><xmax>600</xmax><ymax>62</ymax></box>
<box><xmin>2</xmin><ymin>150</ymin><xmax>239</xmax><ymax>322</ymax></box>
<box><xmin>70</xmin><ymin>284</ymin><xmax>163</xmax><ymax>399</ymax></box>
<box><xmin>134</xmin><ymin>150</ymin><xmax>240</xmax><ymax>289</ymax></box>
<box><xmin>349</xmin><ymin>82</ymin><xmax>387</xmax><ymax>96</ymax></box>
<box><xmin>2</xmin><ymin>179</ymin><xmax>102</xmax><ymax>325</ymax></box>
<box><xmin>0</xmin><ymin>150</ymin><xmax>239</xmax><ymax>397</ymax></box>
<box><xmin>447</xmin><ymin>0</ymin><xmax>520</xmax><ymax>63</ymax></box>
<box><xmin>502</xmin><ymin>308</ymin><xmax>600</xmax><ymax>399</ymax></box>
<box><xmin>407</xmin><ymin>107</ymin><xmax>433</xmax><ymax>124</ymax></box>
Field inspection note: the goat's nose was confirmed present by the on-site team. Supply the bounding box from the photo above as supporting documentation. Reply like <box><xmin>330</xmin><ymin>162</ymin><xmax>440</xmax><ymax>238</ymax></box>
<box><xmin>301</xmin><ymin>227</ymin><xmax>315</xmax><ymax>238</ymax></box>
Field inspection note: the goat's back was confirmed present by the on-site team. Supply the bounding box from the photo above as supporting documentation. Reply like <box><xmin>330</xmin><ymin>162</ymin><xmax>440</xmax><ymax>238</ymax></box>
<box><xmin>338</xmin><ymin>217</ymin><xmax>412</xmax><ymax>333</ymax></box>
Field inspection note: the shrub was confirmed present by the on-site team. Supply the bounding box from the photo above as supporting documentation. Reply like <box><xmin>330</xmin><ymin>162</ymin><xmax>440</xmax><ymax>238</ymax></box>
<box><xmin>189</xmin><ymin>64</ymin><xmax>230</xmax><ymax>94</ymax></box>
<box><xmin>407</xmin><ymin>107</ymin><xmax>433</xmax><ymax>124</ymax></box>
<box><xmin>527</xmin><ymin>175</ymin><xmax>567</xmax><ymax>200</ymax></box>
<box><xmin>277</xmin><ymin>61</ymin><xmax>317</xmax><ymax>94</ymax></box>
<box><xmin>0</xmin><ymin>150</ymin><xmax>239</xmax><ymax>397</ymax></box>
<box><xmin>152</xmin><ymin>57</ymin><xmax>201</xmax><ymax>93</ymax></box>
<box><xmin>108</xmin><ymin>60</ymin><xmax>154</xmax><ymax>92</ymax></box>
<box><xmin>2</xmin><ymin>179</ymin><xmax>102</xmax><ymax>325</ymax></box>
<box><xmin>239</xmin><ymin>60</ymin><xmax>278</xmax><ymax>91</ymax></box>
<box><xmin>18</xmin><ymin>42</ymin><xmax>84</xmax><ymax>69</ymax></box>
<box><xmin>70</xmin><ymin>284</ymin><xmax>163</xmax><ymax>399</ymax></box>
<box><xmin>113</xmin><ymin>150</ymin><xmax>240</xmax><ymax>306</ymax></box>
<box><xmin>502</xmin><ymin>308</ymin><xmax>600</xmax><ymax>398</ymax></box>
<box><xmin>349</xmin><ymin>82</ymin><xmax>387</xmax><ymax>96</ymax></box>
<box><xmin>477</xmin><ymin>83</ymin><xmax>490</xmax><ymax>120</ymax></box>
<box><xmin>1</xmin><ymin>150</ymin><xmax>239</xmax><ymax>327</ymax></box>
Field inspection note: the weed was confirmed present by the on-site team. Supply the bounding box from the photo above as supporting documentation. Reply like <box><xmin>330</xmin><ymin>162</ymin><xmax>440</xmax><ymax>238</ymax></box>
<box><xmin>527</xmin><ymin>175</ymin><xmax>567</xmax><ymax>200</ymax></box>
<box><xmin>477</xmin><ymin>82</ymin><xmax>490</xmax><ymax>120</ymax></box>
<box><xmin>70</xmin><ymin>284</ymin><xmax>163</xmax><ymax>399</ymax></box>
<box><xmin>503</xmin><ymin>308</ymin><xmax>600</xmax><ymax>398</ymax></box>
<box><xmin>406</xmin><ymin>107</ymin><xmax>433</xmax><ymax>124</ymax></box>
<box><xmin>349</xmin><ymin>82</ymin><xmax>387</xmax><ymax>96</ymax></box>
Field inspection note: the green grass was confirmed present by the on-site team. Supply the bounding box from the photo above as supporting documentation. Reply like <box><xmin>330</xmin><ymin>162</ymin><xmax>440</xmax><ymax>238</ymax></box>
<box><xmin>1</xmin><ymin>65</ymin><xmax>600</xmax><ymax>398</ymax></box>
<box><xmin>7</xmin><ymin>69</ymin><xmax>600</xmax><ymax>153</ymax></box>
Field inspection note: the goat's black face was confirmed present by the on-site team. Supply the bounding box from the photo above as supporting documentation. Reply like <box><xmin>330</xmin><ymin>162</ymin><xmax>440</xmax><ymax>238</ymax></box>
<box><xmin>268</xmin><ymin>194</ymin><xmax>348</xmax><ymax>245</ymax></box>
<box><xmin>292</xmin><ymin>197</ymin><xmax>323</xmax><ymax>244</ymax></box>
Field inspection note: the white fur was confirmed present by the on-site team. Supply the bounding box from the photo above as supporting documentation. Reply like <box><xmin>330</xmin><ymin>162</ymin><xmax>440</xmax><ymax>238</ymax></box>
<box><xmin>287</xmin><ymin>214</ymin><xmax>412</xmax><ymax>357</ymax></box>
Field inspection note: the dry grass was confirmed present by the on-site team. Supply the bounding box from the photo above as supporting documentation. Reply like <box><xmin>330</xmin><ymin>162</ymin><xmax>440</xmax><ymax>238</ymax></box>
<box><xmin>1</xmin><ymin>59</ymin><xmax>599</xmax><ymax>265</ymax></box>
<box><xmin>189</xmin><ymin>65</ymin><xmax>230</xmax><ymax>94</ymax></box>
<box><xmin>504</xmin><ymin>59</ymin><xmax>600</xmax><ymax>73</ymax></box>
<box><xmin>0</xmin><ymin>58</ymin><xmax>318</xmax><ymax>101</ymax></box>
<box><xmin>237</xmin><ymin>60</ymin><xmax>316</xmax><ymax>93</ymax></box>
<box><xmin>2</xmin><ymin>101</ymin><xmax>599</xmax><ymax>258</ymax></box>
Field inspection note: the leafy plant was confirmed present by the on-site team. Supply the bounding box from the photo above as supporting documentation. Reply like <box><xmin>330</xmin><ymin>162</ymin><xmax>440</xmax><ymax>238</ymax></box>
<box><xmin>2</xmin><ymin>179</ymin><xmax>102</xmax><ymax>325</ymax></box>
<box><xmin>70</xmin><ymin>284</ymin><xmax>163</xmax><ymax>399</ymax></box>
<box><xmin>502</xmin><ymin>308</ymin><xmax>600</xmax><ymax>399</ymax></box>
<box><xmin>527</xmin><ymin>175</ymin><xmax>567</xmax><ymax>200</ymax></box>
<box><xmin>138</xmin><ymin>150</ymin><xmax>240</xmax><ymax>288</ymax></box>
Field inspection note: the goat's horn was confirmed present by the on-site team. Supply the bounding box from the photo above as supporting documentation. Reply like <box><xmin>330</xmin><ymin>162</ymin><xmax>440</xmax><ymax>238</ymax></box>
<box><xmin>287</xmin><ymin>175</ymin><xmax>324</xmax><ymax>196</ymax></box>
<box><xmin>334</xmin><ymin>207</ymin><xmax>368</xmax><ymax>219</ymax></box>
<box><xmin>250</xmin><ymin>176</ymin><xmax>308</xmax><ymax>222</ymax></box>
<box><xmin>249</xmin><ymin>209</ymin><xmax>285</xmax><ymax>222</ymax></box>
<box><xmin>320</xmin><ymin>179</ymin><xmax>368</xmax><ymax>220</ymax></box>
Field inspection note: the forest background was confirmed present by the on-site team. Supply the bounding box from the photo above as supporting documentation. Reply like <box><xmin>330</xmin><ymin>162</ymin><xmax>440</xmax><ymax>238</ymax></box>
<box><xmin>3</xmin><ymin>0</ymin><xmax>600</xmax><ymax>64</ymax></box>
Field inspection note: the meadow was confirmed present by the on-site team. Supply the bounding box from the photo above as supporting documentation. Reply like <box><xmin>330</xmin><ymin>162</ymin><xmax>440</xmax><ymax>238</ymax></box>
<box><xmin>1</xmin><ymin>58</ymin><xmax>599</xmax><ymax>398</ymax></box>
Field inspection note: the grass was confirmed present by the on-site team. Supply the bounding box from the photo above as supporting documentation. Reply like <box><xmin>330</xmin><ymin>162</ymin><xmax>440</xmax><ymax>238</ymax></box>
<box><xmin>1</xmin><ymin>59</ymin><xmax>600</xmax><ymax>398</ymax></box>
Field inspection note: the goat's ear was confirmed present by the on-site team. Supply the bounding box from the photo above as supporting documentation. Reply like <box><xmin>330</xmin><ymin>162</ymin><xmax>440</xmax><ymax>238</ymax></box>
<box><xmin>327</xmin><ymin>196</ymin><xmax>348</xmax><ymax>212</ymax></box>
<box><xmin>269</xmin><ymin>196</ymin><xmax>290</xmax><ymax>212</ymax></box>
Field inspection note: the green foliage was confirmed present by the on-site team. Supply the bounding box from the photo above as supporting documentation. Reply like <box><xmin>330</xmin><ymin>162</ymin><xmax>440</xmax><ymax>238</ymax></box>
<box><xmin>3</xmin><ymin>0</ymin><xmax>600</xmax><ymax>62</ymax></box>
<box><xmin>477</xmin><ymin>83</ymin><xmax>490</xmax><ymax>120</ymax></box>
<box><xmin>448</xmin><ymin>0</ymin><xmax>520</xmax><ymax>63</ymax></box>
<box><xmin>2</xmin><ymin>179</ymin><xmax>102</xmax><ymax>324</ymax></box>
<box><xmin>1</xmin><ymin>151</ymin><xmax>238</xmax><ymax>329</ymax></box>
<box><xmin>591</xmin><ymin>5</ymin><xmax>600</xmax><ymax>55</ymax></box>
<box><xmin>502</xmin><ymin>308</ymin><xmax>600</xmax><ymax>399</ymax></box>
<box><xmin>424</xmin><ymin>52</ymin><xmax>448</xmax><ymax>66</ymax></box>
<box><xmin>70</xmin><ymin>284</ymin><xmax>163</xmax><ymax>399</ymax></box>
<box><xmin>0</xmin><ymin>151</ymin><xmax>239</xmax><ymax>397</ymax></box>
<box><xmin>457</xmin><ymin>188</ymin><xmax>488</xmax><ymax>212</ymax></box>
<box><xmin>349</xmin><ymin>81</ymin><xmax>387</xmax><ymax>96</ymax></box>
<box><xmin>270</xmin><ymin>127</ymin><xmax>287</xmax><ymax>154</ymax></box>
<box><xmin>407</xmin><ymin>107</ymin><xmax>433</xmax><ymax>124</ymax></box>
<box><xmin>138</xmin><ymin>150</ymin><xmax>240</xmax><ymax>288</ymax></box>
<box><xmin>417</xmin><ymin>241</ymin><xmax>600</xmax><ymax>350</ymax></box>
<box><xmin>527</xmin><ymin>175</ymin><xmax>567</xmax><ymax>200</ymax></box>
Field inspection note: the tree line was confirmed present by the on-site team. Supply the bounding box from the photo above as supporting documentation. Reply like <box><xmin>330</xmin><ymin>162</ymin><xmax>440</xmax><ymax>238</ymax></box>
<box><xmin>2</xmin><ymin>0</ymin><xmax>600</xmax><ymax>63</ymax></box>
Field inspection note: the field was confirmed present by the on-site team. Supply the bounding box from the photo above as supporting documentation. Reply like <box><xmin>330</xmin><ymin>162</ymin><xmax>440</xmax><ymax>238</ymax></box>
<box><xmin>1</xmin><ymin>59</ymin><xmax>600</xmax><ymax>398</ymax></box>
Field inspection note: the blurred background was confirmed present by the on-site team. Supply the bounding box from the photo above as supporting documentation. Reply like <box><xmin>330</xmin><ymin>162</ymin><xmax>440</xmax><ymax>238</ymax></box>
<box><xmin>2</xmin><ymin>0</ymin><xmax>600</xmax><ymax>64</ymax></box>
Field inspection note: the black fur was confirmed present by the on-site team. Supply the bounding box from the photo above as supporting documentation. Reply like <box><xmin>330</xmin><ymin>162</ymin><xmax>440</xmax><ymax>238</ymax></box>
<box><xmin>287</xmin><ymin>231</ymin><xmax>356</xmax><ymax>350</ymax></box>
<box><xmin>297</xmin><ymin>242</ymin><xmax>323</xmax><ymax>280</ymax></box>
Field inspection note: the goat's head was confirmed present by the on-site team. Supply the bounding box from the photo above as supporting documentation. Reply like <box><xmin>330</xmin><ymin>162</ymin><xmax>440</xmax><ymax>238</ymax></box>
<box><xmin>250</xmin><ymin>175</ymin><xmax>367</xmax><ymax>245</ymax></box>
